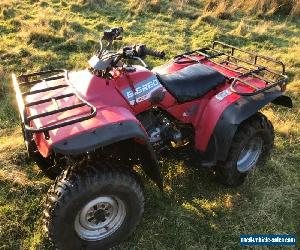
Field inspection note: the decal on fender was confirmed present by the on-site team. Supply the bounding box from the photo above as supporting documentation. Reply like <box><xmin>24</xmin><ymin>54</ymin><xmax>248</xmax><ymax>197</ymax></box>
<box><xmin>215</xmin><ymin>89</ymin><xmax>232</xmax><ymax>101</ymax></box>
<box><xmin>122</xmin><ymin>76</ymin><xmax>163</xmax><ymax>105</ymax></box>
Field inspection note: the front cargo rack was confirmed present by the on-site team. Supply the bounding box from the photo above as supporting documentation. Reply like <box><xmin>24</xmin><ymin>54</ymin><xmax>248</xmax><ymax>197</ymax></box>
<box><xmin>174</xmin><ymin>41</ymin><xmax>288</xmax><ymax>96</ymax></box>
<box><xmin>12</xmin><ymin>69</ymin><xmax>97</xmax><ymax>139</ymax></box>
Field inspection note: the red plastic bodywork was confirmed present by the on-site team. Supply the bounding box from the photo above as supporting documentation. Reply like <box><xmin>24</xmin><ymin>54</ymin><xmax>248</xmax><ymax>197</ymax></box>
<box><xmin>26</xmin><ymin>55</ymin><xmax>269</xmax><ymax>157</ymax></box>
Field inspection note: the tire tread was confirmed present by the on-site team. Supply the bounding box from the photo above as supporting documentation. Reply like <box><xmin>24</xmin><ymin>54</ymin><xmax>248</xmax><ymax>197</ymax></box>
<box><xmin>43</xmin><ymin>161</ymin><xmax>144</xmax><ymax>250</ymax></box>
<box><xmin>216</xmin><ymin>112</ymin><xmax>274</xmax><ymax>186</ymax></box>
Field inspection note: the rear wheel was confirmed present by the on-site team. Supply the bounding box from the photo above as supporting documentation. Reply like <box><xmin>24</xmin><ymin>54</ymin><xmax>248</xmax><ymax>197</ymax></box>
<box><xmin>216</xmin><ymin>113</ymin><xmax>274</xmax><ymax>186</ymax></box>
<box><xmin>43</xmin><ymin>162</ymin><xmax>144</xmax><ymax>250</ymax></box>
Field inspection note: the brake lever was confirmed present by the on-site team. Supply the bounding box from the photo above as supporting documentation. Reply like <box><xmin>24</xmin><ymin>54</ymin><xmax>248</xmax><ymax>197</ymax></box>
<box><xmin>131</xmin><ymin>56</ymin><xmax>148</xmax><ymax>69</ymax></box>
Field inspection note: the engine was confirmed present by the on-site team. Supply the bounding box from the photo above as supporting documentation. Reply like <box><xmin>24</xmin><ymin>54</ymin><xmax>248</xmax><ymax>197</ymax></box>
<box><xmin>137</xmin><ymin>109</ymin><xmax>190</xmax><ymax>152</ymax></box>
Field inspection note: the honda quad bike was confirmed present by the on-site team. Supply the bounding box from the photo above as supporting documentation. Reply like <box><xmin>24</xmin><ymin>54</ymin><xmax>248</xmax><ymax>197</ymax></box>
<box><xmin>12</xmin><ymin>27</ymin><xmax>292</xmax><ymax>249</ymax></box>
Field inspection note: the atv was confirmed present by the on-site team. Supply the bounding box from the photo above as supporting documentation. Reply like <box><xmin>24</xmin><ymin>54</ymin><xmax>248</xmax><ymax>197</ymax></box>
<box><xmin>12</xmin><ymin>27</ymin><xmax>292</xmax><ymax>249</ymax></box>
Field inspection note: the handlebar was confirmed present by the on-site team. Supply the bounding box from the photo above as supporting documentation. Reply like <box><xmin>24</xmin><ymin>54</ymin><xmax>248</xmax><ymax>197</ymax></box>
<box><xmin>93</xmin><ymin>27</ymin><xmax>166</xmax><ymax>71</ymax></box>
<box><xmin>136</xmin><ymin>45</ymin><xmax>165</xmax><ymax>59</ymax></box>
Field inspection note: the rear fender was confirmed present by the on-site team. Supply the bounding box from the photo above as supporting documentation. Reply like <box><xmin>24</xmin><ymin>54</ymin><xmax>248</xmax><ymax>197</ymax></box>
<box><xmin>196</xmin><ymin>89</ymin><xmax>292</xmax><ymax>165</ymax></box>
<box><xmin>51</xmin><ymin>109</ymin><xmax>162</xmax><ymax>188</ymax></box>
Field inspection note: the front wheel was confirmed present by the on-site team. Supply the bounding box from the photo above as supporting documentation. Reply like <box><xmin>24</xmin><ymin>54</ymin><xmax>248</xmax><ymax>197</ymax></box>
<box><xmin>216</xmin><ymin>113</ymin><xmax>274</xmax><ymax>186</ymax></box>
<box><xmin>43</xmin><ymin>163</ymin><xmax>144</xmax><ymax>250</ymax></box>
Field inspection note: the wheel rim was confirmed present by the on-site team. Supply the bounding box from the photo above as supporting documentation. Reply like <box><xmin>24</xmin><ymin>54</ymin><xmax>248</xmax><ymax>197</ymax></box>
<box><xmin>237</xmin><ymin>136</ymin><xmax>263</xmax><ymax>173</ymax></box>
<box><xmin>74</xmin><ymin>196</ymin><xmax>126</xmax><ymax>241</ymax></box>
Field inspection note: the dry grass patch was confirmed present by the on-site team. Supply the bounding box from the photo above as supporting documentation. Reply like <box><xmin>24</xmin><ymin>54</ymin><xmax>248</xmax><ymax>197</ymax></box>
<box><xmin>78</xmin><ymin>0</ymin><xmax>107</xmax><ymax>6</ymax></box>
<box><xmin>0</xmin><ymin>0</ymin><xmax>299</xmax><ymax>249</ymax></box>
<box><xmin>128</xmin><ymin>0</ymin><xmax>162</xmax><ymax>14</ymax></box>
<box><xmin>202</xmin><ymin>0</ymin><xmax>300</xmax><ymax>19</ymax></box>
<box><xmin>0</xmin><ymin>129</ymin><xmax>48</xmax><ymax>187</ymax></box>
<box><xmin>0</xmin><ymin>169</ymin><xmax>31</xmax><ymax>186</ymax></box>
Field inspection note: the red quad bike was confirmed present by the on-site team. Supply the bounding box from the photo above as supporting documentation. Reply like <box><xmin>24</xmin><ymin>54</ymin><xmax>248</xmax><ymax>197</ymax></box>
<box><xmin>12</xmin><ymin>27</ymin><xmax>292</xmax><ymax>249</ymax></box>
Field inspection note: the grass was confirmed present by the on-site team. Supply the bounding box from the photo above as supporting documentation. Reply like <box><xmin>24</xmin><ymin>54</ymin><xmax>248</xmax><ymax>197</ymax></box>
<box><xmin>0</xmin><ymin>0</ymin><xmax>299</xmax><ymax>249</ymax></box>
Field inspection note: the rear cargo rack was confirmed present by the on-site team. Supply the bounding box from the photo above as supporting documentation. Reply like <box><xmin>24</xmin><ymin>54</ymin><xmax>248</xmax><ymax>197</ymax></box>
<box><xmin>174</xmin><ymin>41</ymin><xmax>288</xmax><ymax>96</ymax></box>
<box><xmin>12</xmin><ymin>69</ymin><xmax>97</xmax><ymax>139</ymax></box>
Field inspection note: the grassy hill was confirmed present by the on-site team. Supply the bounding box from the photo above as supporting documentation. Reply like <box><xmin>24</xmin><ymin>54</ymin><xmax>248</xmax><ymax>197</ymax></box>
<box><xmin>0</xmin><ymin>0</ymin><xmax>299</xmax><ymax>249</ymax></box>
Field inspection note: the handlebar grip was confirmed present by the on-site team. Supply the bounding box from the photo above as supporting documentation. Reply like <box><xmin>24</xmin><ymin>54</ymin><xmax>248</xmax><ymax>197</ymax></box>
<box><xmin>144</xmin><ymin>47</ymin><xmax>165</xmax><ymax>59</ymax></box>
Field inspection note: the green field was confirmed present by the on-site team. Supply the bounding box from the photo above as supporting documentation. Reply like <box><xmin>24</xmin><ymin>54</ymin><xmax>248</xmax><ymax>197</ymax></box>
<box><xmin>0</xmin><ymin>0</ymin><xmax>299</xmax><ymax>249</ymax></box>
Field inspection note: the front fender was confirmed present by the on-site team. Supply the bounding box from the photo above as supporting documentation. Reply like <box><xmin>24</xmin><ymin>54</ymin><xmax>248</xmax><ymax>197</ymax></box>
<box><xmin>53</xmin><ymin>120</ymin><xmax>147</xmax><ymax>154</ymax></box>
<box><xmin>53</xmin><ymin>119</ymin><xmax>163</xmax><ymax>189</ymax></box>
<box><xmin>197</xmin><ymin>88</ymin><xmax>292</xmax><ymax>165</ymax></box>
<box><xmin>42</xmin><ymin>106</ymin><xmax>162</xmax><ymax>188</ymax></box>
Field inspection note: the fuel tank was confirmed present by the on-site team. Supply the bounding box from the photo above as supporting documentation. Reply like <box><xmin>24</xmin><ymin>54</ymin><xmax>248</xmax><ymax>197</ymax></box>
<box><xmin>68</xmin><ymin>65</ymin><xmax>170</xmax><ymax>112</ymax></box>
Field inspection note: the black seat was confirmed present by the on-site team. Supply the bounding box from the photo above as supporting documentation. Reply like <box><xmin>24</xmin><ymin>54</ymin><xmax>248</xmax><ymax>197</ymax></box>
<box><xmin>156</xmin><ymin>63</ymin><xmax>226</xmax><ymax>103</ymax></box>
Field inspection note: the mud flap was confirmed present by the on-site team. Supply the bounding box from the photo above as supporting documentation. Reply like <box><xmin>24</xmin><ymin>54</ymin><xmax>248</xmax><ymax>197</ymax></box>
<box><xmin>272</xmin><ymin>95</ymin><xmax>293</xmax><ymax>108</ymax></box>
<box><xmin>137</xmin><ymin>143</ymin><xmax>163</xmax><ymax>189</ymax></box>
